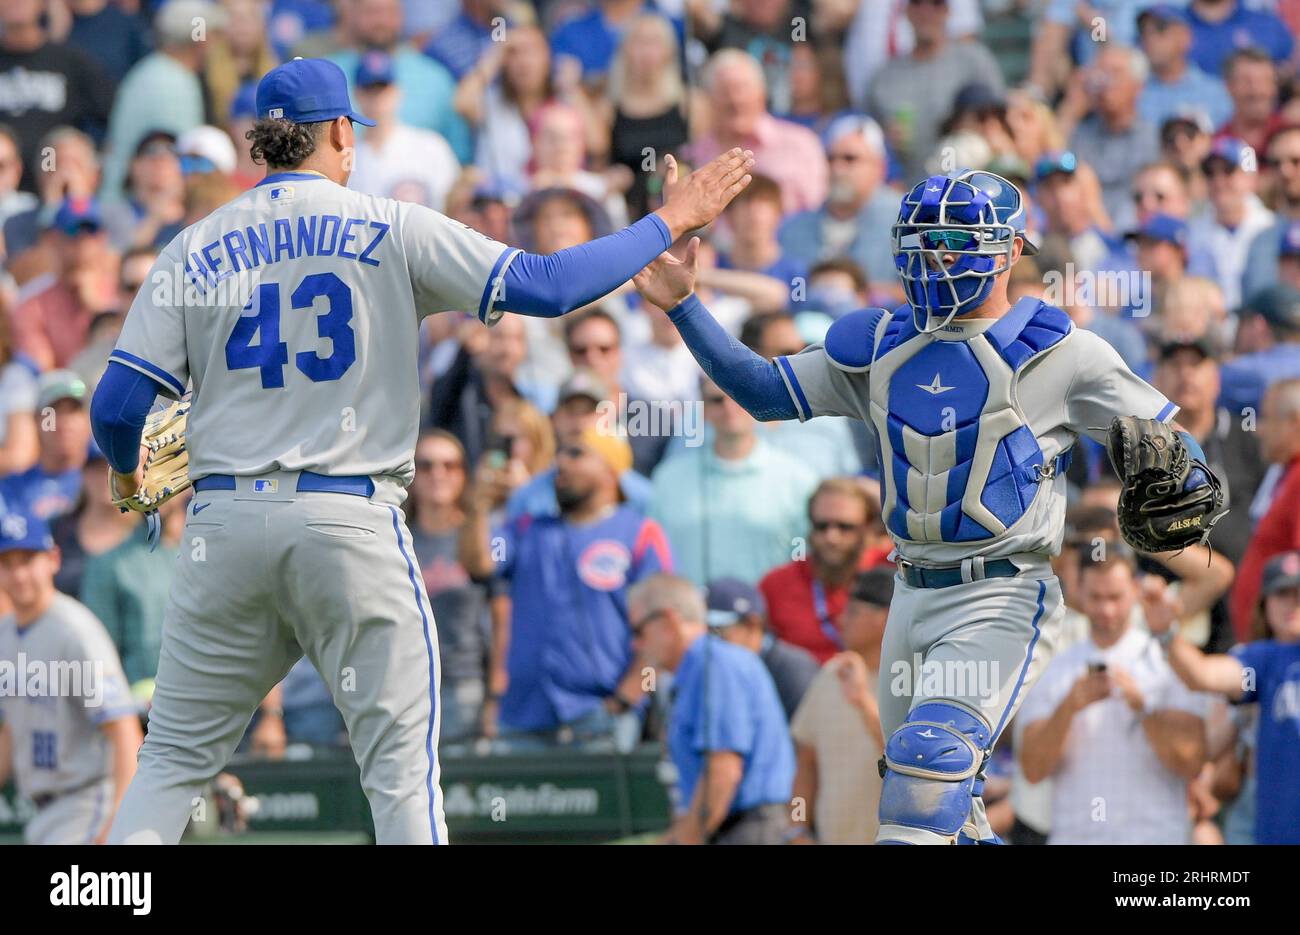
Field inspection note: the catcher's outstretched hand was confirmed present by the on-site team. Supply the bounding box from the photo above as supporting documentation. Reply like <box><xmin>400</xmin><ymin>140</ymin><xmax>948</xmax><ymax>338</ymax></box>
<box><xmin>655</xmin><ymin>149</ymin><xmax>754</xmax><ymax>239</ymax></box>
<box><xmin>634</xmin><ymin>236</ymin><xmax>700</xmax><ymax>312</ymax></box>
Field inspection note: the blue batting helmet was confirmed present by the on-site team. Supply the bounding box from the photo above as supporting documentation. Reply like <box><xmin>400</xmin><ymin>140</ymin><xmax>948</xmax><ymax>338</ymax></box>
<box><xmin>892</xmin><ymin>169</ymin><xmax>1036</xmax><ymax>333</ymax></box>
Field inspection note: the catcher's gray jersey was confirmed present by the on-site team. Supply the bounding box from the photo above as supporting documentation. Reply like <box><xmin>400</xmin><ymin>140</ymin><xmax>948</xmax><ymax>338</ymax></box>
<box><xmin>777</xmin><ymin>306</ymin><xmax>1175</xmax><ymax>564</ymax></box>
<box><xmin>109</xmin><ymin>171</ymin><xmax>517</xmax><ymax>485</ymax></box>
<box><xmin>0</xmin><ymin>594</ymin><xmax>133</xmax><ymax>799</ymax></box>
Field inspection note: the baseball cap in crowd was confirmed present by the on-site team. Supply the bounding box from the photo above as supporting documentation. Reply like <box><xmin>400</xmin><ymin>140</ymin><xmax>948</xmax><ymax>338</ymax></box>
<box><xmin>256</xmin><ymin>57</ymin><xmax>375</xmax><ymax>126</ymax></box>
<box><xmin>556</xmin><ymin>369</ymin><xmax>612</xmax><ymax>408</ymax></box>
<box><xmin>155</xmin><ymin>0</ymin><xmax>227</xmax><ymax>47</ymax></box>
<box><xmin>850</xmin><ymin>568</ymin><xmax>896</xmax><ymax>608</ymax></box>
<box><xmin>1125</xmin><ymin>213</ymin><xmax>1188</xmax><ymax>250</ymax></box>
<box><xmin>1157</xmin><ymin>333</ymin><xmax>1221</xmax><ymax>362</ymax></box>
<box><xmin>230</xmin><ymin>81</ymin><xmax>259</xmax><ymax>123</ymax></box>
<box><xmin>705</xmin><ymin>577</ymin><xmax>766</xmax><ymax>629</ymax></box>
<box><xmin>1280</xmin><ymin>220</ymin><xmax>1300</xmax><ymax>258</ymax></box>
<box><xmin>177</xmin><ymin>126</ymin><xmax>237</xmax><ymax>175</ymax></box>
<box><xmin>36</xmin><ymin>370</ymin><xmax>88</xmax><ymax>411</ymax></box>
<box><xmin>356</xmin><ymin>50</ymin><xmax>396</xmax><ymax>88</ymax></box>
<box><xmin>1160</xmin><ymin>108</ymin><xmax>1214</xmax><ymax>143</ymax></box>
<box><xmin>133</xmin><ymin>128</ymin><xmax>178</xmax><ymax>159</ymax></box>
<box><xmin>48</xmin><ymin>196</ymin><xmax>103</xmax><ymax>236</ymax></box>
<box><xmin>512</xmin><ymin>187</ymin><xmax>613</xmax><ymax>250</ymax></box>
<box><xmin>1137</xmin><ymin>3</ymin><xmax>1189</xmax><ymax>28</ymax></box>
<box><xmin>1242</xmin><ymin>283</ymin><xmax>1300</xmax><ymax>332</ymax></box>
<box><xmin>0</xmin><ymin>510</ymin><xmax>55</xmax><ymax>556</ymax></box>
<box><xmin>952</xmin><ymin>82</ymin><xmax>1006</xmax><ymax>116</ymax></box>
<box><xmin>573</xmin><ymin>425</ymin><xmax>632</xmax><ymax>478</ymax></box>
<box><xmin>823</xmin><ymin>113</ymin><xmax>886</xmax><ymax>156</ymax></box>
<box><xmin>1202</xmin><ymin>136</ymin><xmax>1252</xmax><ymax>173</ymax></box>
<box><xmin>1033</xmin><ymin>150</ymin><xmax>1078</xmax><ymax>183</ymax></box>
<box><xmin>1261</xmin><ymin>551</ymin><xmax>1300</xmax><ymax>597</ymax></box>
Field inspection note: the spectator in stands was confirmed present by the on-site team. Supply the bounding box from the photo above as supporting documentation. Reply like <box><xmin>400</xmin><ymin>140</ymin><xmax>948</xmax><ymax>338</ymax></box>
<box><xmin>1243</xmin><ymin>125</ymin><xmax>1300</xmax><ymax>300</ymax></box>
<box><xmin>1124</xmin><ymin>213</ymin><xmax>1188</xmax><ymax>321</ymax></box>
<box><xmin>425</xmin><ymin>0</ymin><xmax>504</xmax><ymax>81</ymax></box>
<box><xmin>1019</xmin><ymin>549</ymin><xmax>1209</xmax><ymax>844</ymax></box>
<box><xmin>866</xmin><ymin>0</ymin><xmax>1005</xmax><ymax>183</ymax></box>
<box><xmin>1137</xmin><ymin>5</ymin><xmax>1232</xmax><ymax>131</ymax></box>
<box><xmin>705</xmin><ymin>576</ymin><xmax>818</xmax><ymax>720</ymax></box>
<box><xmin>1280</xmin><ymin>221</ymin><xmax>1300</xmax><ymax>291</ymax></box>
<box><xmin>549</xmin><ymin>0</ymin><xmax>652</xmax><ymax>86</ymax></box>
<box><xmin>225</xmin><ymin>82</ymin><xmax>263</xmax><ymax>191</ymax></box>
<box><xmin>466</xmin><ymin>427</ymin><xmax>671</xmax><ymax>746</ymax></box>
<box><xmin>1150</xmin><ymin>550</ymin><xmax>1300</xmax><ymax>844</ymax></box>
<box><xmin>1186</xmin><ymin>0</ymin><xmax>1294</xmax><ymax>76</ymax></box>
<box><xmin>61</xmin><ymin>0</ymin><xmax>151</xmax><ymax>88</ymax></box>
<box><xmin>691</xmin><ymin>50</ymin><xmax>827</xmax><ymax>214</ymax></box>
<box><xmin>1064</xmin><ymin>45</ymin><xmax>1160</xmax><ymax>232</ymax></box>
<box><xmin>405</xmin><ymin>430</ymin><xmax>487</xmax><ymax>744</ymax></box>
<box><xmin>101</xmin><ymin>0</ymin><xmax>224</xmax><ymax>199</ymax></box>
<box><xmin>106</xmin><ymin>130</ymin><xmax>186</xmax><ymax>253</ymax></box>
<box><xmin>778</xmin><ymin>115</ymin><xmax>898</xmax><ymax>293</ymax></box>
<box><xmin>717</xmin><ymin>174</ymin><xmax>804</xmax><ymax>288</ymax></box>
<box><xmin>49</xmin><ymin>448</ymin><xmax>137</xmax><ymax>598</ymax></box>
<box><xmin>1</xmin><ymin>371</ymin><xmax>92</xmax><ymax>523</ymax></box>
<box><xmin>13</xmin><ymin>197</ymin><xmax>117</xmax><ymax>371</ymax></box>
<box><xmin>203</xmin><ymin>0</ymin><xmax>278</xmax><ymax>129</ymax></box>
<box><xmin>788</xmin><ymin>567</ymin><xmax>893</xmax><ymax>844</ymax></box>
<box><xmin>629</xmin><ymin>573</ymin><xmax>795</xmax><ymax>844</ymax></box>
<box><xmin>1216</xmin><ymin>48</ymin><xmax>1282</xmax><ymax>159</ymax></box>
<box><xmin>1152</xmin><ymin>335</ymin><xmax>1266</xmax><ymax>566</ymax></box>
<box><xmin>601</xmin><ymin>12</ymin><xmax>690</xmax><ymax>221</ymax></box>
<box><xmin>761</xmin><ymin>478</ymin><xmax>877</xmax><ymax>664</ymax></box>
<box><xmin>348</xmin><ymin>51</ymin><xmax>460</xmax><ymax>211</ymax></box>
<box><xmin>1159</xmin><ymin>109</ymin><xmax>1215</xmax><ymax>200</ymax></box>
<box><xmin>0</xmin><ymin>0</ymin><xmax>113</xmax><ymax>195</ymax></box>
<box><xmin>81</xmin><ymin>492</ymin><xmax>189</xmax><ymax>688</ymax></box>
<box><xmin>457</xmin><ymin>24</ymin><xmax>556</xmax><ymax>194</ymax></box>
<box><xmin>1221</xmin><ymin>285</ymin><xmax>1300</xmax><ymax>417</ymax></box>
<box><xmin>0</xmin><ymin>125</ymin><xmax>38</xmax><ymax>252</ymax></box>
<box><xmin>649</xmin><ymin>374</ymin><xmax>817</xmax><ymax>587</ymax></box>
<box><xmin>1006</xmin><ymin>88</ymin><xmax>1067</xmax><ymax>169</ymax></box>
<box><xmin>773</xmin><ymin>38</ymin><xmax>849</xmax><ymax>138</ymax></box>
<box><xmin>1188</xmin><ymin>137</ymin><xmax>1273</xmax><ymax>312</ymax></box>
<box><xmin>0</xmin><ymin>309</ymin><xmax>38</xmax><ymax>478</ymax></box>
<box><xmin>504</xmin><ymin>370</ymin><xmax>654</xmax><ymax>521</ymax></box>
<box><xmin>529</xmin><ymin>102</ymin><xmax>629</xmax><ymax>229</ymax></box>
<box><xmin>1231</xmin><ymin>378</ymin><xmax>1300</xmax><ymax>641</ymax></box>
<box><xmin>1033</xmin><ymin>151</ymin><xmax>1116</xmax><ymax>274</ymax></box>
<box><xmin>328</xmin><ymin>0</ymin><xmax>471</xmax><ymax>162</ymax></box>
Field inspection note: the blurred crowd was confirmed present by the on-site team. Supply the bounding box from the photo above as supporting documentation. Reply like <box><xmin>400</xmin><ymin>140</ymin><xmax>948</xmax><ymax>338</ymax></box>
<box><xmin>0</xmin><ymin>0</ymin><xmax>1298</xmax><ymax>845</ymax></box>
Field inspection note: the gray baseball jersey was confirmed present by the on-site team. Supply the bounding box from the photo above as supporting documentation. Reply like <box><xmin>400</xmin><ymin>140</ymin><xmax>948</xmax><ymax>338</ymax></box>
<box><xmin>109</xmin><ymin>171</ymin><xmax>518</xmax><ymax>485</ymax></box>
<box><xmin>0</xmin><ymin>593</ymin><xmax>133</xmax><ymax>799</ymax></box>
<box><xmin>777</xmin><ymin>313</ymin><xmax>1175</xmax><ymax>564</ymax></box>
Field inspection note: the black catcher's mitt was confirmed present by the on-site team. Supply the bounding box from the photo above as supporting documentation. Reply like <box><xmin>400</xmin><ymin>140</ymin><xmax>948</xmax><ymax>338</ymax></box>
<box><xmin>1106</xmin><ymin>416</ymin><xmax>1226</xmax><ymax>553</ymax></box>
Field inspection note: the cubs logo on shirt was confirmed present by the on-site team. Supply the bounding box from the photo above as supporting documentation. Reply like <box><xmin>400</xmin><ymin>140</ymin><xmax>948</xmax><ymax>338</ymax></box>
<box><xmin>577</xmin><ymin>540</ymin><xmax>631</xmax><ymax>591</ymax></box>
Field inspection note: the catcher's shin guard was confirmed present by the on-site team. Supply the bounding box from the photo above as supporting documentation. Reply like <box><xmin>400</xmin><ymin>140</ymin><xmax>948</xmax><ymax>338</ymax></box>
<box><xmin>876</xmin><ymin>702</ymin><xmax>992</xmax><ymax>845</ymax></box>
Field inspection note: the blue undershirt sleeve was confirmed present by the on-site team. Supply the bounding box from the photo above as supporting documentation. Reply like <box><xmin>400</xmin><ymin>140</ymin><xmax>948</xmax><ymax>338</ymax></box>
<box><xmin>90</xmin><ymin>361</ymin><xmax>163</xmax><ymax>474</ymax></box>
<box><xmin>667</xmin><ymin>294</ymin><xmax>798</xmax><ymax>421</ymax></box>
<box><xmin>500</xmin><ymin>213</ymin><xmax>673</xmax><ymax>317</ymax></box>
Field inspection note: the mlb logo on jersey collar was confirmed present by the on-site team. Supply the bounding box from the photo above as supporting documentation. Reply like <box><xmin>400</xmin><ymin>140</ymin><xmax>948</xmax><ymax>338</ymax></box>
<box><xmin>269</xmin><ymin>185</ymin><xmax>294</xmax><ymax>202</ymax></box>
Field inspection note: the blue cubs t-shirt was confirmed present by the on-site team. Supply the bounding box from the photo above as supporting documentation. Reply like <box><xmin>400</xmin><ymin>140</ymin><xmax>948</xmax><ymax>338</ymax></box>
<box><xmin>1230</xmin><ymin>640</ymin><xmax>1300</xmax><ymax>844</ymax></box>
<box><xmin>0</xmin><ymin>466</ymin><xmax>82</xmax><ymax>522</ymax></box>
<box><xmin>497</xmin><ymin>505</ymin><xmax>671</xmax><ymax>731</ymax></box>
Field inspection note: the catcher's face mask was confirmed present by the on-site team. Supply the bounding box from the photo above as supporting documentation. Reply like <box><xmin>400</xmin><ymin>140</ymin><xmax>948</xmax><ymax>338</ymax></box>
<box><xmin>892</xmin><ymin>170</ymin><xmax>1036</xmax><ymax>333</ymax></box>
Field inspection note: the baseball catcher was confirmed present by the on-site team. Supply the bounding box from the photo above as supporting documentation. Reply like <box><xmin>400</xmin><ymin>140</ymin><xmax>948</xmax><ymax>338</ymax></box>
<box><xmin>632</xmin><ymin>154</ymin><xmax>1227</xmax><ymax>844</ymax></box>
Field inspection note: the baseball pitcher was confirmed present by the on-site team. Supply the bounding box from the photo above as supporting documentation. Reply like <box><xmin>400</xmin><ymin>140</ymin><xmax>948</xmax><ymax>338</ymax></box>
<box><xmin>89</xmin><ymin>57</ymin><xmax>752</xmax><ymax>844</ymax></box>
<box><xmin>633</xmin><ymin>170</ymin><xmax>1225</xmax><ymax>844</ymax></box>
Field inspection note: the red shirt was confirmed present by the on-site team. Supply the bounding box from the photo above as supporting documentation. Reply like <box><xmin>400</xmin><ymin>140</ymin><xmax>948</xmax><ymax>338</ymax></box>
<box><xmin>1231</xmin><ymin>458</ymin><xmax>1300</xmax><ymax>641</ymax></box>
<box><xmin>760</xmin><ymin>560</ymin><xmax>851</xmax><ymax>664</ymax></box>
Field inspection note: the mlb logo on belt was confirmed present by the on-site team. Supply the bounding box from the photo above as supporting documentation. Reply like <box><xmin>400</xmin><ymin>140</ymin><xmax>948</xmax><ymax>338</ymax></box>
<box><xmin>253</xmin><ymin>479</ymin><xmax>279</xmax><ymax>493</ymax></box>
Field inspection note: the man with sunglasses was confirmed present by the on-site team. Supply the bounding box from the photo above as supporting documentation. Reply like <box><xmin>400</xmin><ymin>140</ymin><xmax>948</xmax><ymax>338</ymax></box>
<box><xmin>1187</xmin><ymin>137</ymin><xmax>1274</xmax><ymax>311</ymax></box>
<box><xmin>633</xmin><ymin>167</ymin><xmax>1225</xmax><ymax>843</ymax></box>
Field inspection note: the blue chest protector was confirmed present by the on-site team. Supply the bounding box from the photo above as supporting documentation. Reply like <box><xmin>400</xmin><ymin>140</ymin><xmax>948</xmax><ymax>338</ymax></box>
<box><xmin>863</xmin><ymin>297</ymin><xmax>1073</xmax><ymax>544</ymax></box>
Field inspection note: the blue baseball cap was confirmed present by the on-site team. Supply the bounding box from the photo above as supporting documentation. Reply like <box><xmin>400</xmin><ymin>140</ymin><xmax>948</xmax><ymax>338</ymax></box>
<box><xmin>49</xmin><ymin>196</ymin><xmax>103</xmax><ymax>236</ymax></box>
<box><xmin>256</xmin><ymin>57</ymin><xmax>375</xmax><ymax>127</ymax></box>
<box><xmin>1125</xmin><ymin>212</ymin><xmax>1188</xmax><ymax>250</ymax></box>
<box><xmin>1033</xmin><ymin>150</ymin><xmax>1078</xmax><ymax>183</ymax></box>
<box><xmin>355</xmin><ymin>50</ymin><xmax>396</xmax><ymax>88</ymax></box>
<box><xmin>1137</xmin><ymin>3</ymin><xmax>1188</xmax><ymax>27</ymax></box>
<box><xmin>230</xmin><ymin>81</ymin><xmax>258</xmax><ymax>122</ymax></box>
<box><xmin>0</xmin><ymin>510</ymin><xmax>55</xmax><ymax>556</ymax></box>
<box><xmin>1203</xmin><ymin>136</ymin><xmax>1253</xmax><ymax>172</ymax></box>
<box><xmin>705</xmin><ymin>577</ymin><xmax>766</xmax><ymax>628</ymax></box>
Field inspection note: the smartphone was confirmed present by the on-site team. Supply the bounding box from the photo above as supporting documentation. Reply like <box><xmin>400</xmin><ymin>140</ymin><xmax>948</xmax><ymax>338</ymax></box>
<box><xmin>1088</xmin><ymin>661</ymin><xmax>1108</xmax><ymax>675</ymax></box>
<box><xmin>486</xmin><ymin>434</ymin><xmax>514</xmax><ymax>469</ymax></box>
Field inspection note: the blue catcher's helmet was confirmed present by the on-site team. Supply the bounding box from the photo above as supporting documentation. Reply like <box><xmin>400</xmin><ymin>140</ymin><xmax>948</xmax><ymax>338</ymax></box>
<box><xmin>892</xmin><ymin>169</ymin><xmax>1037</xmax><ymax>333</ymax></box>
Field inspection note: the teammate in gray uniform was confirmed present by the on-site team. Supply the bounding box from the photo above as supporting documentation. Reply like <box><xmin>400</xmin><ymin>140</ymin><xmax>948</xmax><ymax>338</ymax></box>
<box><xmin>89</xmin><ymin>58</ymin><xmax>751</xmax><ymax>844</ymax></box>
<box><xmin>0</xmin><ymin>509</ymin><xmax>142</xmax><ymax>844</ymax></box>
<box><xmin>633</xmin><ymin>169</ymin><xmax>1220</xmax><ymax>844</ymax></box>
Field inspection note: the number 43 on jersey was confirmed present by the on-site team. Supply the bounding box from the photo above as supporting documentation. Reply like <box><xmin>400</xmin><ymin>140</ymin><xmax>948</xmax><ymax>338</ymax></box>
<box><xmin>225</xmin><ymin>272</ymin><xmax>356</xmax><ymax>387</ymax></box>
